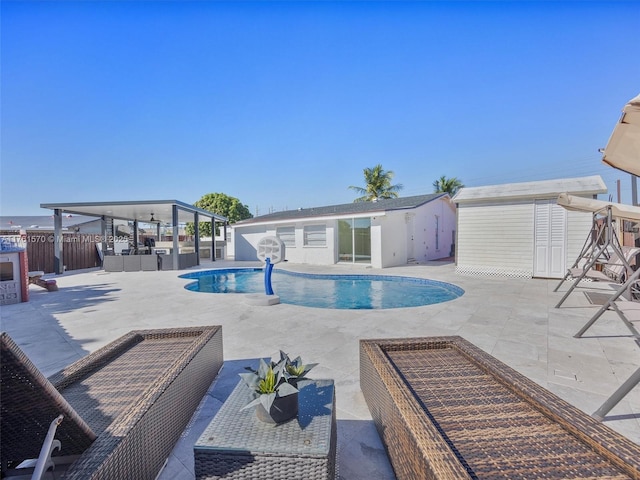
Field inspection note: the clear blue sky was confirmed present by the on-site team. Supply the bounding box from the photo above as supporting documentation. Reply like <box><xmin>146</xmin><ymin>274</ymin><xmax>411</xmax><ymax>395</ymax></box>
<box><xmin>2</xmin><ymin>1</ymin><xmax>638</xmax><ymax>217</ymax></box>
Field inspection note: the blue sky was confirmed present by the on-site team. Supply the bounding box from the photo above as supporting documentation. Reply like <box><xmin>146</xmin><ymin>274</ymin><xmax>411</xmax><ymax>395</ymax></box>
<box><xmin>2</xmin><ymin>1</ymin><xmax>639</xmax><ymax>217</ymax></box>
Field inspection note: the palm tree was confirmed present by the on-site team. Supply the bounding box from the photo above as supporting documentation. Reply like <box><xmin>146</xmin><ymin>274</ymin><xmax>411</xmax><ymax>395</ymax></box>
<box><xmin>349</xmin><ymin>164</ymin><xmax>403</xmax><ymax>202</ymax></box>
<box><xmin>433</xmin><ymin>176</ymin><xmax>464</xmax><ymax>196</ymax></box>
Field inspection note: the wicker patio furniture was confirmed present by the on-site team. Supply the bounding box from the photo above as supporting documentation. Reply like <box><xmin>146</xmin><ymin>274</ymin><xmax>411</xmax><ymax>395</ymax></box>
<box><xmin>1</xmin><ymin>325</ymin><xmax>224</xmax><ymax>479</ymax></box>
<box><xmin>360</xmin><ymin>336</ymin><xmax>640</xmax><ymax>480</ymax></box>
<box><xmin>194</xmin><ymin>379</ymin><xmax>336</xmax><ymax>480</ymax></box>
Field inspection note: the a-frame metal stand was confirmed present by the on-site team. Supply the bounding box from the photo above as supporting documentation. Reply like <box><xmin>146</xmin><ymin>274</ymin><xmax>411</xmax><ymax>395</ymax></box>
<box><xmin>574</xmin><ymin>260</ymin><xmax>640</xmax><ymax>421</ymax></box>
<box><xmin>554</xmin><ymin>209</ymin><xmax>607</xmax><ymax>290</ymax></box>
<box><xmin>591</xmin><ymin>366</ymin><xmax>640</xmax><ymax>421</ymax></box>
<box><xmin>574</xmin><ymin>266</ymin><xmax>640</xmax><ymax>340</ymax></box>
<box><xmin>554</xmin><ymin>206</ymin><xmax>631</xmax><ymax>308</ymax></box>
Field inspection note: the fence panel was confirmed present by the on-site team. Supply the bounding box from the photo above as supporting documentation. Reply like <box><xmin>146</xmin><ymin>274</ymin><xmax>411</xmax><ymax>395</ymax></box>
<box><xmin>0</xmin><ymin>232</ymin><xmax>101</xmax><ymax>273</ymax></box>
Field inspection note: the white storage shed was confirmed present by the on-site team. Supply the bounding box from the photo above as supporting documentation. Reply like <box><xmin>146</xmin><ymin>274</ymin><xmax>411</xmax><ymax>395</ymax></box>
<box><xmin>452</xmin><ymin>175</ymin><xmax>608</xmax><ymax>279</ymax></box>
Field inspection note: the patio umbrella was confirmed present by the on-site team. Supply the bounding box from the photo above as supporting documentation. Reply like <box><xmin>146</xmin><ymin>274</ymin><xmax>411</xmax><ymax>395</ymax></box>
<box><xmin>601</xmin><ymin>93</ymin><xmax>640</xmax><ymax>175</ymax></box>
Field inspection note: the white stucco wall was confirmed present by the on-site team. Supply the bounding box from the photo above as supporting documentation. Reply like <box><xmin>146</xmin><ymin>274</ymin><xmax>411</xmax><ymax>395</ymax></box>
<box><xmin>284</xmin><ymin>222</ymin><xmax>336</xmax><ymax>265</ymax></box>
<box><xmin>232</xmin><ymin>222</ymin><xmax>337</xmax><ymax>264</ymax></box>
<box><xmin>378</xmin><ymin>213</ymin><xmax>406</xmax><ymax>268</ymax></box>
<box><xmin>419</xmin><ymin>197</ymin><xmax>457</xmax><ymax>262</ymax></box>
<box><xmin>233</xmin><ymin>225</ymin><xmax>267</xmax><ymax>261</ymax></box>
<box><xmin>380</xmin><ymin>197</ymin><xmax>456</xmax><ymax>268</ymax></box>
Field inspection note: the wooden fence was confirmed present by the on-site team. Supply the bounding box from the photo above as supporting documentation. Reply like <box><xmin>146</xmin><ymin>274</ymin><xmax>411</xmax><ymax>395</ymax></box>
<box><xmin>0</xmin><ymin>232</ymin><xmax>101</xmax><ymax>274</ymax></box>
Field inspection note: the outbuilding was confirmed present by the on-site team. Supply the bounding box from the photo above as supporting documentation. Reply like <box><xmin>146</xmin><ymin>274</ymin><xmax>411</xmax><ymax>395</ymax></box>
<box><xmin>231</xmin><ymin>193</ymin><xmax>456</xmax><ymax>268</ymax></box>
<box><xmin>452</xmin><ymin>175</ymin><xmax>607</xmax><ymax>279</ymax></box>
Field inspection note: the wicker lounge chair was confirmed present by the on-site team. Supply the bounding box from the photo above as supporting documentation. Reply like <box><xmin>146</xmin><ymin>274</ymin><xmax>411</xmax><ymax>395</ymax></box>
<box><xmin>1</xmin><ymin>326</ymin><xmax>224</xmax><ymax>479</ymax></box>
<box><xmin>360</xmin><ymin>336</ymin><xmax>640</xmax><ymax>479</ymax></box>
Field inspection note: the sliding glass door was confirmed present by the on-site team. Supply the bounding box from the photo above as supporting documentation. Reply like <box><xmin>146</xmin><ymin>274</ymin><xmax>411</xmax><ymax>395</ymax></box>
<box><xmin>338</xmin><ymin>218</ymin><xmax>371</xmax><ymax>264</ymax></box>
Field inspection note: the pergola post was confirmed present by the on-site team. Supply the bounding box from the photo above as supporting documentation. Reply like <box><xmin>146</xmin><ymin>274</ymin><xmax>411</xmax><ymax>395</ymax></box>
<box><xmin>53</xmin><ymin>209</ymin><xmax>63</xmax><ymax>274</ymax></box>
<box><xmin>132</xmin><ymin>220</ymin><xmax>139</xmax><ymax>253</ymax></box>
<box><xmin>100</xmin><ymin>216</ymin><xmax>108</xmax><ymax>261</ymax></box>
<box><xmin>194</xmin><ymin>212</ymin><xmax>200</xmax><ymax>266</ymax></box>
<box><xmin>172</xmin><ymin>205</ymin><xmax>179</xmax><ymax>270</ymax></box>
<box><xmin>223</xmin><ymin>222</ymin><xmax>228</xmax><ymax>260</ymax></box>
<box><xmin>211</xmin><ymin>219</ymin><xmax>216</xmax><ymax>262</ymax></box>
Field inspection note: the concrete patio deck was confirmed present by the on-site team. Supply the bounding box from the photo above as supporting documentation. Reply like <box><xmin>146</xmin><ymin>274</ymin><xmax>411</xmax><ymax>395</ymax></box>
<box><xmin>1</xmin><ymin>259</ymin><xmax>639</xmax><ymax>479</ymax></box>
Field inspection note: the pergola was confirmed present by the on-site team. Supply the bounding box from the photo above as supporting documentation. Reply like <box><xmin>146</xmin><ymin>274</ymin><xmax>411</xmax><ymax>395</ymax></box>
<box><xmin>40</xmin><ymin>200</ymin><xmax>228</xmax><ymax>274</ymax></box>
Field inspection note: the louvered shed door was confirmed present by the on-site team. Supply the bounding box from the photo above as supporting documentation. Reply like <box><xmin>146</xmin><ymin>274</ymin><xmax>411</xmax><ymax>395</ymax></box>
<box><xmin>533</xmin><ymin>199</ymin><xmax>567</xmax><ymax>278</ymax></box>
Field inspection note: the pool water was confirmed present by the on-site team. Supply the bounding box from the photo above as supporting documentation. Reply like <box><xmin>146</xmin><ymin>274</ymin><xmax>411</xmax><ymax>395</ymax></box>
<box><xmin>179</xmin><ymin>268</ymin><xmax>464</xmax><ymax>309</ymax></box>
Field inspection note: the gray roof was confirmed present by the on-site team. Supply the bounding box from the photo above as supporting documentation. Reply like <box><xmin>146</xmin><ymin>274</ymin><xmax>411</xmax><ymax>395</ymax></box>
<box><xmin>236</xmin><ymin>193</ymin><xmax>448</xmax><ymax>225</ymax></box>
<box><xmin>0</xmin><ymin>215</ymin><xmax>100</xmax><ymax>231</ymax></box>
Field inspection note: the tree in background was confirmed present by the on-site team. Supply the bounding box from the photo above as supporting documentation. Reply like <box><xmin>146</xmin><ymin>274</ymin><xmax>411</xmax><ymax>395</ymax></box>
<box><xmin>432</xmin><ymin>175</ymin><xmax>464</xmax><ymax>197</ymax></box>
<box><xmin>186</xmin><ymin>192</ymin><xmax>253</xmax><ymax>237</ymax></box>
<box><xmin>349</xmin><ymin>164</ymin><xmax>403</xmax><ymax>202</ymax></box>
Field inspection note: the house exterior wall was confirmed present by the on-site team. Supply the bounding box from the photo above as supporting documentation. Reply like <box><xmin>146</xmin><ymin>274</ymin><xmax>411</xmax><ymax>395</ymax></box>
<box><xmin>231</xmin><ymin>221</ymin><xmax>337</xmax><ymax>265</ymax></box>
<box><xmin>420</xmin><ymin>197</ymin><xmax>456</xmax><ymax>262</ymax></box>
<box><xmin>233</xmin><ymin>225</ymin><xmax>267</xmax><ymax>261</ymax></box>
<box><xmin>378</xmin><ymin>197</ymin><xmax>456</xmax><ymax>267</ymax></box>
<box><xmin>285</xmin><ymin>221</ymin><xmax>336</xmax><ymax>265</ymax></box>
<box><xmin>231</xmin><ymin>196</ymin><xmax>456</xmax><ymax>268</ymax></box>
<box><xmin>456</xmin><ymin>199</ymin><xmax>593</xmax><ymax>278</ymax></box>
<box><xmin>378</xmin><ymin>213</ymin><xmax>405</xmax><ymax>268</ymax></box>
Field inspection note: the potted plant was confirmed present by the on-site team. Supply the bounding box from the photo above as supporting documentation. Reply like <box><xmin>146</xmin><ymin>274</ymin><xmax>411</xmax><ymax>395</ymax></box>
<box><xmin>239</xmin><ymin>351</ymin><xmax>317</xmax><ymax>424</ymax></box>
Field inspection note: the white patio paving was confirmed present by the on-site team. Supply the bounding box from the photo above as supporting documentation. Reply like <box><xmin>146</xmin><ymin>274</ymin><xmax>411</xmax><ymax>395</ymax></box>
<box><xmin>1</xmin><ymin>259</ymin><xmax>638</xmax><ymax>479</ymax></box>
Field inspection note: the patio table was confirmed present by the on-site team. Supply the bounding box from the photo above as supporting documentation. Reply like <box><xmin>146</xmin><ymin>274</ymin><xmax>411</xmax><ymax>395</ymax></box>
<box><xmin>194</xmin><ymin>379</ymin><xmax>336</xmax><ymax>480</ymax></box>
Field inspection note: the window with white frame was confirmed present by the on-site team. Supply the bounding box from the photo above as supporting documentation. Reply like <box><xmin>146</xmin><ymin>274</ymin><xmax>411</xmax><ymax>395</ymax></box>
<box><xmin>276</xmin><ymin>226</ymin><xmax>295</xmax><ymax>247</ymax></box>
<box><xmin>303</xmin><ymin>224</ymin><xmax>326</xmax><ymax>247</ymax></box>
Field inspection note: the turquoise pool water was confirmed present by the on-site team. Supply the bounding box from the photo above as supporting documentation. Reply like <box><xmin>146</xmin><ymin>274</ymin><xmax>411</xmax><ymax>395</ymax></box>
<box><xmin>179</xmin><ymin>268</ymin><xmax>464</xmax><ymax>309</ymax></box>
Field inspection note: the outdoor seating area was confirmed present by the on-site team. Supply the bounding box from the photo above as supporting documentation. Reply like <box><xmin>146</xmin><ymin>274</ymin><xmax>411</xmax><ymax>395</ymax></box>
<box><xmin>360</xmin><ymin>336</ymin><xmax>640</xmax><ymax>479</ymax></box>
<box><xmin>554</xmin><ymin>194</ymin><xmax>640</xmax><ymax>308</ymax></box>
<box><xmin>1</xmin><ymin>326</ymin><xmax>223</xmax><ymax>479</ymax></box>
<box><xmin>1</xmin><ymin>261</ymin><xmax>639</xmax><ymax>480</ymax></box>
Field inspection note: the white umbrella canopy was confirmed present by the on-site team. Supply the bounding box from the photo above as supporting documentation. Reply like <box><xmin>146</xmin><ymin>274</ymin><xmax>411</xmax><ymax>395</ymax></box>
<box><xmin>601</xmin><ymin>93</ymin><xmax>640</xmax><ymax>175</ymax></box>
<box><xmin>557</xmin><ymin>192</ymin><xmax>640</xmax><ymax>222</ymax></box>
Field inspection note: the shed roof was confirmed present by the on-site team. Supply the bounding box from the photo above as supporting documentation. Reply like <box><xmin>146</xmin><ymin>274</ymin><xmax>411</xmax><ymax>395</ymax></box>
<box><xmin>236</xmin><ymin>193</ymin><xmax>449</xmax><ymax>225</ymax></box>
<box><xmin>452</xmin><ymin>175</ymin><xmax>607</xmax><ymax>204</ymax></box>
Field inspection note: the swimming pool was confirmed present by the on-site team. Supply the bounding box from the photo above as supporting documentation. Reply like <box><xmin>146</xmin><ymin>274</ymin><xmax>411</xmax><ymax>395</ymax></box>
<box><xmin>179</xmin><ymin>268</ymin><xmax>464</xmax><ymax>309</ymax></box>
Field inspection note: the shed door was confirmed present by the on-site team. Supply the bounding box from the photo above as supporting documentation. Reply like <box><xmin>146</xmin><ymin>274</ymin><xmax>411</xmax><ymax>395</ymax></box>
<box><xmin>533</xmin><ymin>199</ymin><xmax>566</xmax><ymax>278</ymax></box>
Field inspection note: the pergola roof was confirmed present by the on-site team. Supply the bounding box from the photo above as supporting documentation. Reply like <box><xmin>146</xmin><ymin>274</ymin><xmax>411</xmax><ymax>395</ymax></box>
<box><xmin>40</xmin><ymin>200</ymin><xmax>227</xmax><ymax>225</ymax></box>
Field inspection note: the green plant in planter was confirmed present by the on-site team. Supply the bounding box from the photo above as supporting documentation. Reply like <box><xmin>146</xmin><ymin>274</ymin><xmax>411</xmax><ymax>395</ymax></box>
<box><xmin>239</xmin><ymin>351</ymin><xmax>317</xmax><ymax>414</ymax></box>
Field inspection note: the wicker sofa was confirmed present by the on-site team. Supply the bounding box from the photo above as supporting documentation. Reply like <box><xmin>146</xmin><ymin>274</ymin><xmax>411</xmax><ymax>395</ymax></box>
<box><xmin>1</xmin><ymin>326</ymin><xmax>224</xmax><ymax>479</ymax></box>
<box><xmin>360</xmin><ymin>336</ymin><xmax>640</xmax><ymax>479</ymax></box>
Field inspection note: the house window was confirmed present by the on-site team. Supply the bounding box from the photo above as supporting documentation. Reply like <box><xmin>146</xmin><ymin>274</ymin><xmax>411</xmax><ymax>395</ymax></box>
<box><xmin>435</xmin><ymin>215</ymin><xmax>440</xmax><ymax>250</ymax></box>
<box><xmin>276</xmin><ymin>226</ymin><xmax>295</xmax><ymax>247</ymax></box>
<box><xmin>304</xmin><ymin>225</ymin><xmax>326</xmax><ymax>247</ymax></box>
<box><xmin>338</xmin><ymin>218</ymin><xmax>371</xmax><ymax>263</ymax></box>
